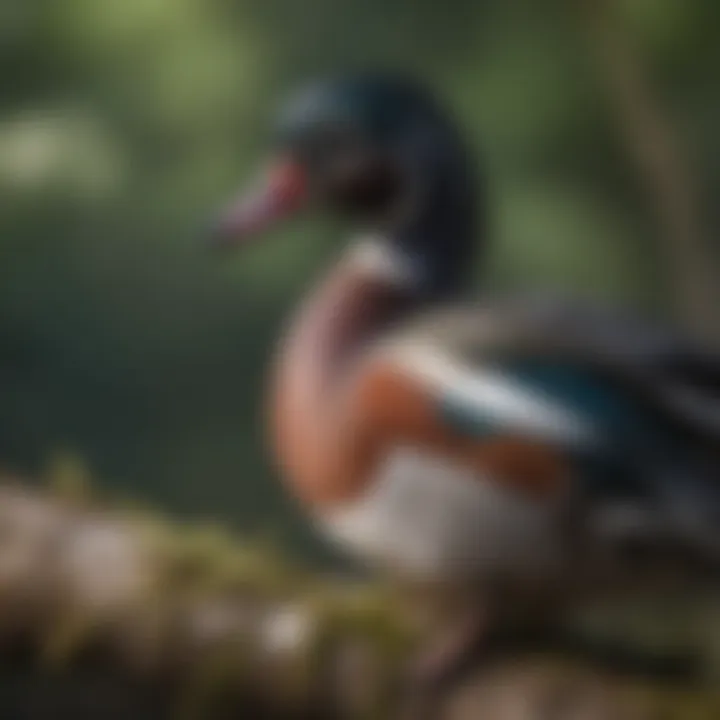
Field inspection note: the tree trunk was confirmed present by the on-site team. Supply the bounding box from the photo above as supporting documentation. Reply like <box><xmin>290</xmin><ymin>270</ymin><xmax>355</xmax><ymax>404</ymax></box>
<box><xmin>576</xmin><ymin>0</ymin><xmax>719</xmax><ymax>345</ymax></box>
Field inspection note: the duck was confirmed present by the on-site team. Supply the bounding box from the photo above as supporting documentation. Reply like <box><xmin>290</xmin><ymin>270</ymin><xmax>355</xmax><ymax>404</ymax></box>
<box><xmin>210</xmin><ymin>73</ymin><xmax>720</xmax><ymax>715</ymax></box>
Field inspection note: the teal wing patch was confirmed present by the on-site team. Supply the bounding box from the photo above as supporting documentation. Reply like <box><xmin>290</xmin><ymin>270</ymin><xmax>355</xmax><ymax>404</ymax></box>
<box><xmin>438</xmin><ymin>361</ymin><xmax>684</xmax><ymax>500</ymax></box>
<box><xmin>434</xmin><ymin>362</ymin><xmax>600</xmax><ymax>449</ymax></box>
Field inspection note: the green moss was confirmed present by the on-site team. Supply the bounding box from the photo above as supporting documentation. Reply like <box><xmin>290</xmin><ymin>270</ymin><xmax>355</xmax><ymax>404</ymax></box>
<box><xmin>41</xmin><ymin>612</ymin><xmax>102</xmax><ymax>669</ymax></box>
<box><xmin>45</xmin><ymin>451</ymin><xmax>95</xmax><ymax>506</ymax></box>
<box><xmin>6</xmin><ymin>476</ymin><xmax>720</xmax><ymax>718</ymax></box>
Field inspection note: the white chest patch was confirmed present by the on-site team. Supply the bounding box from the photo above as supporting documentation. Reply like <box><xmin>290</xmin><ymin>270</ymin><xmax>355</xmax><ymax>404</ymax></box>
<box><xmin>316</xmin><ymin>448</ymin><xmax>563</xmax><ymax>582</ymax></box>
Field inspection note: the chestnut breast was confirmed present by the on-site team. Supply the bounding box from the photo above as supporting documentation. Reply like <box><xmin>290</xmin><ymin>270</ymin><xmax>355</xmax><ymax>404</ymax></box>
<box><xmin>270</xmin><ymin>318</ymin><xmax>569</xmax><ymax>509</ymax></box>
<box><xmin>272</xmin><ymin>334</ymin><xmax>570</xmax><ymax>579</ymax></box>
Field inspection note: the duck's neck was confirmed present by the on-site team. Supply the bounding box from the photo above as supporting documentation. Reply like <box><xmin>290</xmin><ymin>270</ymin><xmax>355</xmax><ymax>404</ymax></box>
<box><xmin>269</xmin><ymin>249</ymin><xmax>417</xmax><ymax>491</ymax></box>
<box><xmin>277</xmin><ymin>115</ymin><xmax>479</xmax><ymax>390</ymax></box>
<box><xmin>274</xmin><ymin>251</ymin><xmax>413</xmax><ymax>417</ymax></box>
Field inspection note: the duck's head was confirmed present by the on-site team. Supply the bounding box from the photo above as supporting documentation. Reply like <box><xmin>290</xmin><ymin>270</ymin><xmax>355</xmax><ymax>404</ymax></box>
<box><xmin>212</xmin><ymin>74</ymin><xmax>483</xmax><ymax>299</ymax></box>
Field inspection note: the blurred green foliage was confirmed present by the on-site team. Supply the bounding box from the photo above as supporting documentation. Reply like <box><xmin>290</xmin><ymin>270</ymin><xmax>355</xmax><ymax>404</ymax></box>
<box><xmin>0</xmin><ymin>0</ymin><xmax>718</xmax><ymax>556</ymax></box>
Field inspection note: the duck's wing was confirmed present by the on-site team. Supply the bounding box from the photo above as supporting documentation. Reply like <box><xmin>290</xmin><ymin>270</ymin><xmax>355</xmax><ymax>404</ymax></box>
<box><xmin>372</xmin><ymin>296</ymin><xmax>720</xmax><ymax>556</ymax></box>
<box><xmin>371</xmin><ymin>294</ymin><xmax>720</xmax><ymax>518</ymax></box>
<box><xmin>392</xmin><ymin>294</ymin><xmax>720</xmax><ymax>453</ymax></box>
<box><xmin>508</xmin><ymin>294</ymin><xmax>720</xmax><ymax>441</ymax></box>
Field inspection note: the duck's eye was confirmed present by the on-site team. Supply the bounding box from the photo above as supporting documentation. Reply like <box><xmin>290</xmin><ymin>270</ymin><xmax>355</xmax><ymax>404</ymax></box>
<box><xmin>325</xmin><ymin>156</ymin><xmax>403</xmax><ymax>216</ymax></box>
<box><xmin>299</xmin><ymin>123</ymin><xmax>364</xmax><ymax>168</ymax></box>
<box><xmin>280</xmin><ymin>121</ymin><xmax>400</xmax><ymax>213</ymax></box>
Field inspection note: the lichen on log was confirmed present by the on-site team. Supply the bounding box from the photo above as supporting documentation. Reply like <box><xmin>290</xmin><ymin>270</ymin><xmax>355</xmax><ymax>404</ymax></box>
<box><xmin>0</xmin><ymin>477</ymin><xmax>717</xmax><ymax>719</ymax></box>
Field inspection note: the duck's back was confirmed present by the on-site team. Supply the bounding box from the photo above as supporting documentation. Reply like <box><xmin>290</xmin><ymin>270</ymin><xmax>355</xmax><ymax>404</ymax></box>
<box><xmin>391</xmin><ymin>295</ymin><xmax>720</xmax><ymax>451</ymax></box>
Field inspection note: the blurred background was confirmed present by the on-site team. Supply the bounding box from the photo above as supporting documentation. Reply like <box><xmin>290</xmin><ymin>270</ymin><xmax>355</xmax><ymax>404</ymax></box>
<box><xmin>0</xmin><ymin>0</ymin><xmax>718</xmax><ymax>561</ymax></box>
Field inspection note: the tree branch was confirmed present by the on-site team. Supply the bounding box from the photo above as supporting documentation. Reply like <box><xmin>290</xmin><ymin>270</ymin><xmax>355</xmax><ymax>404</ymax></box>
<box><xmin>0</xmin><ymin>479</ymin><xmax>716</xmax><ymax>718</ymax></box>
<box><xmin>576</xmin><ymin>0</ymin><xmax>718</xmax><ymax>344</ymax></box>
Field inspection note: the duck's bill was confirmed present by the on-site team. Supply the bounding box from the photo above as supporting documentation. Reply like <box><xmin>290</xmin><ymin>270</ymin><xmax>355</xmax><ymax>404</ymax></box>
<box><xmin>209</xmin><ymin>158</ymin><xmax>307</xmax><ymax>249</ymax></box>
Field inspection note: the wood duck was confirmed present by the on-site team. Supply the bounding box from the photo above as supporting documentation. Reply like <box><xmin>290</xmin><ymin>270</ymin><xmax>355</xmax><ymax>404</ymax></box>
<box><xmin>210</xmin><ymin>74</ymin><xmax>720</xmax><ymax>713</ymax></box>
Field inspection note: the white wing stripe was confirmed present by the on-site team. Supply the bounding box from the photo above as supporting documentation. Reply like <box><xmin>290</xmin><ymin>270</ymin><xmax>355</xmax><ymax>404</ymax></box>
<box><xmin>394</xmin><ymin>345</ymin><xmax>598</xmax><ymax>446</ymax></box>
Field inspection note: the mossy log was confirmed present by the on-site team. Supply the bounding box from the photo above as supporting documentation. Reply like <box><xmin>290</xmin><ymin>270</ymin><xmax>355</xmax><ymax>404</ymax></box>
<box><xmin>0</xmin><ymin>477</ymin><xmax>717</xmax><ymax>720</ymax></box>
